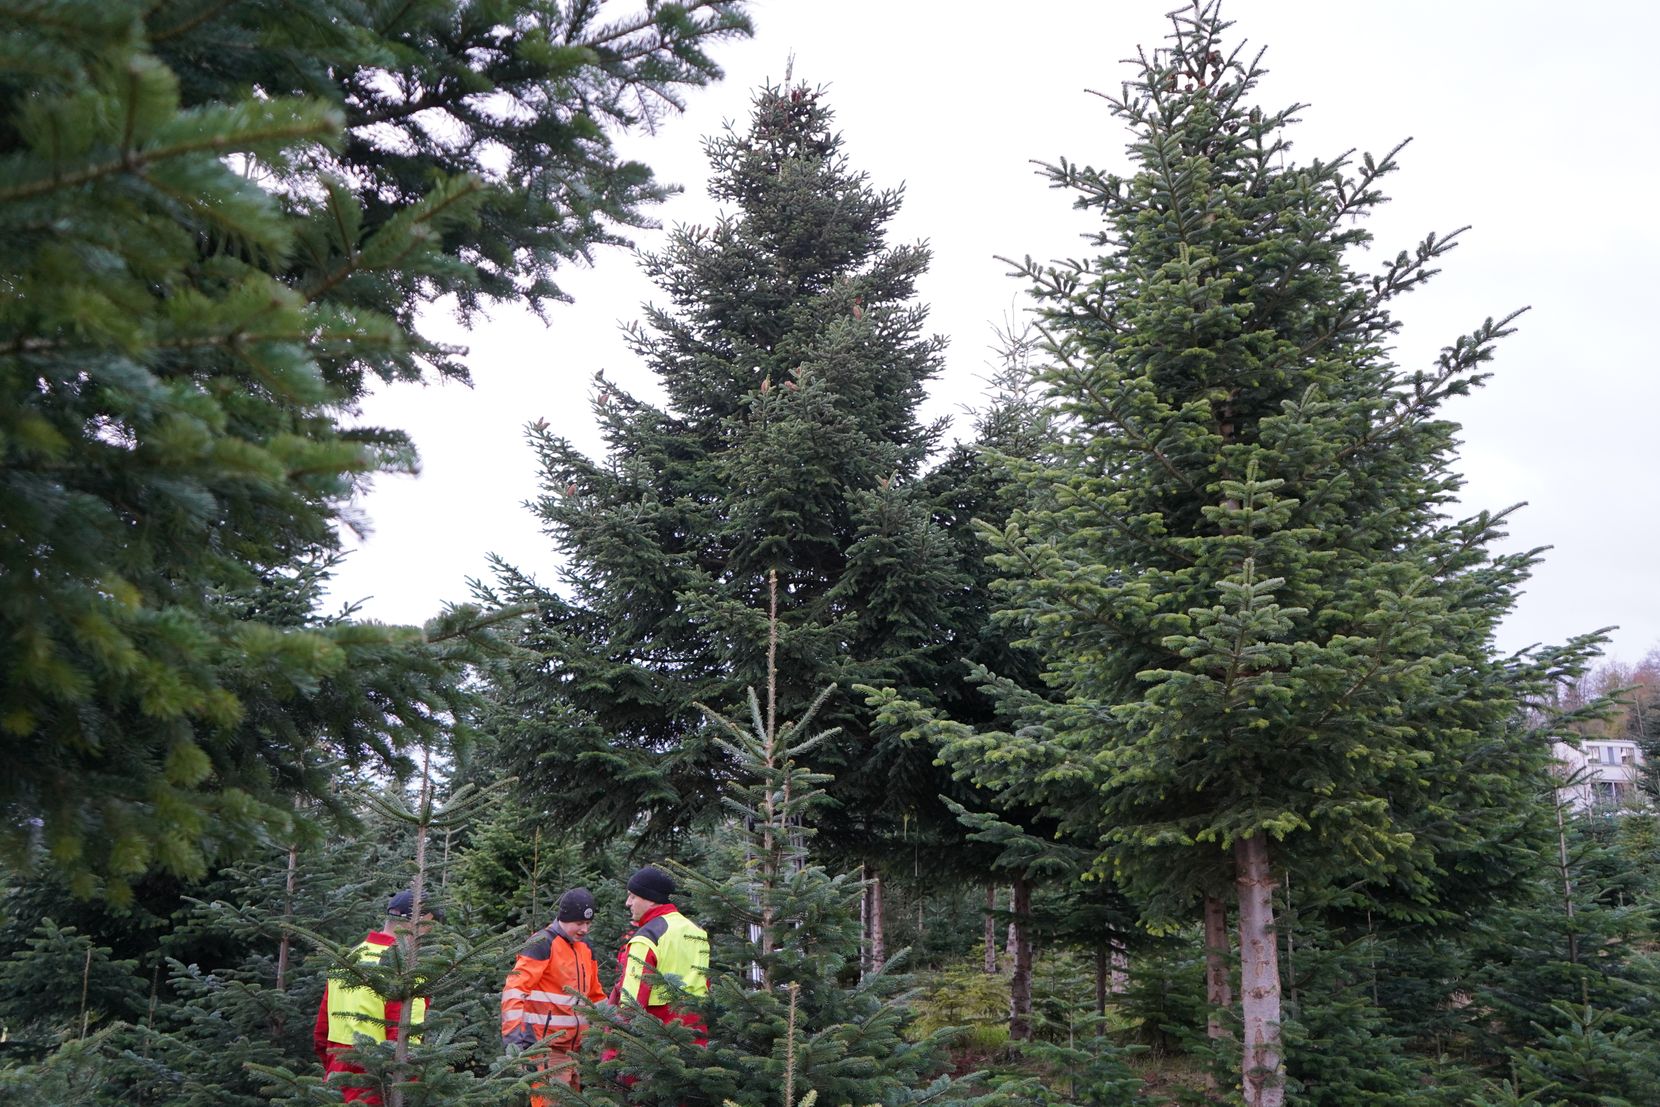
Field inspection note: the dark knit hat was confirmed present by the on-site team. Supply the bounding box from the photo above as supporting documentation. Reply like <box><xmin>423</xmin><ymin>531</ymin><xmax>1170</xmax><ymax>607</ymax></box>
<box><xmin>556</xmin><ymin>887</ymin><xmax>596</xmax><ymax>923</ymax></box>
<box><xmin>387</xmin><ymin>888</ymin><xmax>444</xmax><ymax>921</ymax></box>
<box><xmin>626</xmin><ymin>865</ymin><xmax>675</xmax><ymax>904</ymax></box>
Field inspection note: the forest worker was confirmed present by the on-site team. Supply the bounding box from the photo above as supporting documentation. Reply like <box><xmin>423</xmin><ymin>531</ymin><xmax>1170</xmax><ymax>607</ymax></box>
<box><xmin>312</xmin><ymin>888</ymin><xmax>440</xmax><ymax>1104</ymax></box>
<box><xmin>610</xmin><ymin>865</ymin><xmax>710</xmax><ymax>1041</ymax></box>
<box><xmin>501</xmin><ymin>886</ymin><xmax>607</xmax><ymax>1102</ymax></box>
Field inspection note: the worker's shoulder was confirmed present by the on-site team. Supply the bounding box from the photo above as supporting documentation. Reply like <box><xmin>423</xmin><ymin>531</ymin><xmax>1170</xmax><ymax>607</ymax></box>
<box><xmin>519</xmin><ymin>927</ymin><xmax>557</xmax><ymax>959</ymax></box>
<box><xmin>665</xmin><ymin>910</ymin><xmax>705</xmax><ymax>937</ymax></box>
<box><xmin>633</xmin><ymin>916</ymin><xmax>671</xmax><ymax>943</ymax></box>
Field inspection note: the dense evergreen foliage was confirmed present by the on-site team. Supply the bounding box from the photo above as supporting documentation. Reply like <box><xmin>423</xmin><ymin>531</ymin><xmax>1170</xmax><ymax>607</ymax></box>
<box><xmin>872</xmin><ymin>5</ymin><xmax>1610</xmax><ymax>1103</ymax></box>
<box><xmin>0</xmin><ymin>0</ymin><xmax>750</xmax><ymax>897</ymax></box>
<box><xmin>6</xmin><ymin>4</ymin><xmax>1660</xmax><ymax>1107</ymax></box>
<box><xmin>476</xmin><ymin>80</ymin><xmax>974</xmax><ymax>872</ymax></box>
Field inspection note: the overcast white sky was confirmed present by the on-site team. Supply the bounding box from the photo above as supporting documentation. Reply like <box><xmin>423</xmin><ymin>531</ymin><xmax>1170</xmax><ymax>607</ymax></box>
<box><xmin>324</xmin><ymin>0</ymin><xmax>1660</xmax><ymax>666</ymax></box>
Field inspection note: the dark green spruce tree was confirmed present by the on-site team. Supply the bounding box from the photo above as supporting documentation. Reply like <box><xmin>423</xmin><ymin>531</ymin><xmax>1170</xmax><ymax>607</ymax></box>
<box><xmin>0</xmin><ymin>0</ymin><xmax>750</xmax><ymax>898</ymax></box>
<box><xmin>875</xmin><ymin>6</ymin><xmax>1603</xmax><ymax>1104</ymax></box>
<box><xmin>479</xmin><ymin>82</ymin><xmax>966</xmax><ymax>872</ymax></box>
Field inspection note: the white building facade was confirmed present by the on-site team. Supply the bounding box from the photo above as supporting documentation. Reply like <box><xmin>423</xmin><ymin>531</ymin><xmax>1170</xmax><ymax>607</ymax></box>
<box><xmin>1552</xmin><ymin>738</ymin><xmax>1646</xmax><ymax>811</ymax></box>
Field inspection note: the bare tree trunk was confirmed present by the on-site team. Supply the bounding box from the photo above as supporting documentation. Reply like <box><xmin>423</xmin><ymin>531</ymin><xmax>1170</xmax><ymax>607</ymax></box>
<box><xmin>1111</xmin><ymin>942</ymin><xmax>1129</xmax><ymax>994</ymax></box>
<box><xmin>390</xmin><ymin>752</ymin><xmax>435</xmax><ymax>1107</ymax></box>
<box><xmin>274</xmin><ymin>840</ymin><xmax>299</xmax><ymax>1036</ymax></box>
<box><xmin>529</xmin><ymin>826</ymin><xmax>542</xmax><ymax>923</ymax></box>
<box><xmin>1235</xmin><ymin>836</ymin><xmax>1284</xmax><ymax>1107</ymax></box>
<box><xmin>858</xmin><ymin>862</ymin><xmax>868</xmax><ymax>974</ymax></box>
<box><xmin>867</xmin><ymin>870</ymin><xmax>886</xmax><ymax>971</ymax></box>
<box><xmin>79</xmin><ymin>946</ymin><xmax>92</xmax><ymax>1040</ymax></box>
<box><xmin>1555</xmin><ymin>799</ymin><xmax>1590</xmax><ymax>1004</ymax></box>
<box><xmin>276</xmin><ymin>843</ymin><xmax>298</xmax><ymax>992</ymax></box>
<box><xmin>1008</xmin><ymin>875</ymin><xmax>1033</xmax><ymax>1041</ymax></box>
<box><xmin>1555</xmin><ymin>801</ymin><xmax>1579</xmax><ymax>966</ymax></box>
<box><xmin>983</xmin><ymin>884</ymin><xmax>999</xmax><ymax>974</ymax></box>
<box><xmin>1094</xmin><ymin>945</ymin><xmax>1107</xmax><ymax>1016</ymax></box>
<box><xmin>1203</xmin><ymin>893</ymin><xmax>1233</xmax><ymax>1042</ymax></box>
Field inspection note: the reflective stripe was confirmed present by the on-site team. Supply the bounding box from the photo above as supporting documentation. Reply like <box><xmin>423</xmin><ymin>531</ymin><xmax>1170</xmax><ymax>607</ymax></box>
<box><xmin>503</xmin><ymin>988</ymin><xmax>577</xmax><ymax>1006</ymax></box>
<box><xmin>539</xmin><ymin>1015</ymin><xmax>582</xmax><ymax>1028</ymax></box>
<box><xmin>503</xmin><ymin>1014</ymin><xmax>584</xmax><ymax>1033</ymax></box>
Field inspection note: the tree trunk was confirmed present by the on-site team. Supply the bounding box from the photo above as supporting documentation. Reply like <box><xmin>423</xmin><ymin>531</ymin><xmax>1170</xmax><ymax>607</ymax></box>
<box><xmin>858</xmin><ymin>862</ymin><xmax>868</xmax><ymax>973</ymax></box>
<box><xmin>274</xmin><ymin>840</ymin><xmax>298</xmax><ymax>1036</ymax></box>
<box><xmin>862</xmin><ymin>867</ymin><xmax>886</xmax><ymax>976</ymax></box>
<box><xmin>391</xmin><ymin>754</ymin><xmax>436</xmax><ymax>1107</ymax></box>
<box><xmin>1111</xmin><ymin>941</ymin><xmax>1129</xmax><ymax>994</ymax></box>
<box><xmin>983</xmin><ymin>884</ymin><xmax>999</xmax><ymax>974</ymax></box>
<box><xmin>870</xmin><ymin>872</ymin><xmax>885</xmax><ymax>968</ymax></box>
<box><xmin>1235</xmin><ymin>836</ymin><xmax>1284</xmax><ymax>1107</ymax></box>
<box><xmin>1094</xmin><ymin>945</ymin><xmax>1107</xmax><ymax>1016</ymax></box>
<box><xmin>1008</xmin><ymin>875</ymin><xmax>1033</xmax><ymax>1041</ymax></box>
<box><xmin>1203</xmin><ymin>892</ymin><xmax>1233</xmax><ymax>1041</ymax></box>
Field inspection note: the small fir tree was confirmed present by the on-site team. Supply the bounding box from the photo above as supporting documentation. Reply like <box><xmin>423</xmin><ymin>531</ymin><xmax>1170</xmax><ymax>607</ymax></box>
<box><xmin>571</xmin><ymin>574</ymin><xmax>997</xmax><ymax>1107</ymax></box>
<box><xmin>1460</xmin><ymin>804</ymin><xmax>1660</xmax><ymax>1104</ymax></box>
<box><xmin>1013</xmin><ymin>1014</ymin><xmax>1144</xmax><ymax>1107</ymax></box>
<box><xmin>0</xmin><ymin>920</ymin><xmax>146</xmax><ymax>1044</ymax></box>
<box><xmin>252</xmin><ymin>757</ymin><xmax>527</xmax><ymax>1107</ymax></box>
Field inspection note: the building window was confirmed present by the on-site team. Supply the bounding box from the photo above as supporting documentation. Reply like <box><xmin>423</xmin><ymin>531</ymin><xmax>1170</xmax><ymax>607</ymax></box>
<box><xmin>1591</xmin><ymin>780</ymin><xmax>1632</xmax><ymax>808</ymax></box>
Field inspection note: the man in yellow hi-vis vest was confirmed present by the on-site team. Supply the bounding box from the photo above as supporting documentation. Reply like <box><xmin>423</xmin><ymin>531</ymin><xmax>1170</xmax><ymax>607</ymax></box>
<box><xmin>312</xmin><ymin>888</ymin><xmax>440</xmax><ymax>1104</ymax></box>
<box><xmin>609</xmin><ymin>866</ymin><xmax>710</xmax><ymax>1042</ymax></box>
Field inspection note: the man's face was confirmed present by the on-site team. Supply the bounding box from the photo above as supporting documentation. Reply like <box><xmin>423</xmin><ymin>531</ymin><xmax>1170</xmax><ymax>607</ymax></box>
<box><xmin>563</xmin><ymin>918</ymin><xmax>593</xmax><ymax>940</ymax></box>
<box><xmin>625</xmin><ymin>891</ymin><xmax>652</xmax><ymax>924</ymax></box>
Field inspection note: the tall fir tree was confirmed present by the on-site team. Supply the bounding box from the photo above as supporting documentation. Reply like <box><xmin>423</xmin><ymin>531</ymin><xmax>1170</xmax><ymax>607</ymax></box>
<box><xmin>877</xmin><ymin>6</ymin><xmax>1603</xmax><ymax>1104</ymax></box>
<box><xmin>478</xmin><ymin>81</ymin><xmax>966</xmax><ymax>868</ymax></box>
<box><xmin>0</xmin><ymin>0</ymin><xmax>750</xmax><ymax>896</ymax></box>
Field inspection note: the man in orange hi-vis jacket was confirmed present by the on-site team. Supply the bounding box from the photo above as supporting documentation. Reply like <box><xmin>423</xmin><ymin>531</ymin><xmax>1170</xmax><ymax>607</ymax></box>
<box><xmin>501</xmin><ymin>887</ymin><xmax>606</xmax><ymax>1102</ymax></box>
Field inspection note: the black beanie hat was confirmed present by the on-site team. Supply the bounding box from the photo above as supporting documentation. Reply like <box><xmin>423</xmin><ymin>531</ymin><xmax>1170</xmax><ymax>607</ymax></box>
<box><xmin>556</xmin><ymin>887</ymin><xmax>596</xmax><ymax>923</ymax></box>
<box><xmin>387</xmin><ymin>888</ymin><xmax>445</xmax><ymax>921</ymax></box>
<box><xmin>627</xmin><ymin>865</ymin><xmax>675</xmax><ymax>904</ymax></box>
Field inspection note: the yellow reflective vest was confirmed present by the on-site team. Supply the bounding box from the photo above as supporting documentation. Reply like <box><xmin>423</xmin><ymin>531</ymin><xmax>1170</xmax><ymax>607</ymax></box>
<box><xmin>323</xmin><ymin>933</ymin><xmax>428</xmax><ymax>1047</ymax></box>
<box><xmin>615</xmin><ymin>905</ymin><xmax>709</xmax><ymax>1009</ymax></box>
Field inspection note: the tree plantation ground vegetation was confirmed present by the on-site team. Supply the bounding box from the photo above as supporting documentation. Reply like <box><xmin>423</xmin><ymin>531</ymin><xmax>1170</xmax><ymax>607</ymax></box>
<box><xmin>3</xmin><ymin>3</ymin><xmax>1658</xmax><ymax>1106</ymax></box>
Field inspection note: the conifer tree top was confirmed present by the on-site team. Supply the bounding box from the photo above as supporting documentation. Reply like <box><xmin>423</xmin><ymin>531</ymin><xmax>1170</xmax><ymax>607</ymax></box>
<box><xmin>941</xmin><ymin>1</ymin><xmax>1600</xmax><ymax>920</ymax></box>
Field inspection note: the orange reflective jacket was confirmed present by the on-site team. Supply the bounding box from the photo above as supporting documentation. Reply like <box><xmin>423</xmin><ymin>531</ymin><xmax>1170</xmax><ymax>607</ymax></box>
<box><xmin>502</xmin><ymin>923</ymin><xmax>606</xmax><ymax>1050</ymax></box>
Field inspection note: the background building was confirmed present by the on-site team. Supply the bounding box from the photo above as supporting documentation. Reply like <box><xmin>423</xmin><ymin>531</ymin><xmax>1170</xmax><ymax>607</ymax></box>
<box><xmin>1554</xmin><ymin>739</ymin><xmax>1646</xmax><ymax>811</ymax></box>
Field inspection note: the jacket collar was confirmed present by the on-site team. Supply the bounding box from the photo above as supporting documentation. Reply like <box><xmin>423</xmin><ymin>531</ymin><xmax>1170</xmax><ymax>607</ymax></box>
<box><xmin>635</xmin><ymin>902</ymin><xmax>678</xmax><ymax>927</ymax></box>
